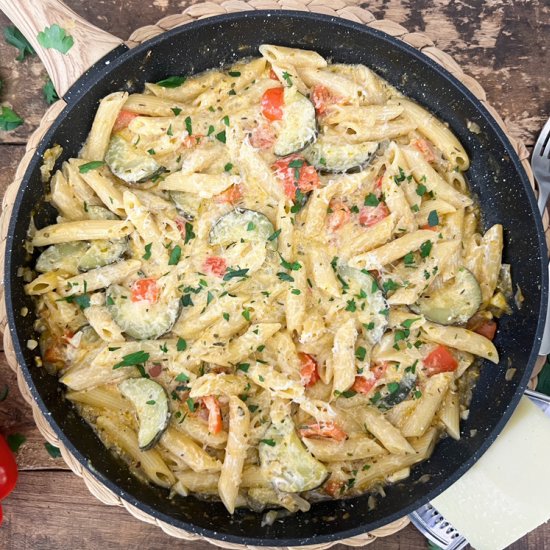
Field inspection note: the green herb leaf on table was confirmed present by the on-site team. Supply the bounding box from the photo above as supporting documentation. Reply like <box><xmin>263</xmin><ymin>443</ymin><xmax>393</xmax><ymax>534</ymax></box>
<box><xmin>7</xmin><ymin>433</ymin><xmax>26</xmax><ymax>453</ymax></box>
<box><xmin>0</xmin><ymin>106</ymin><xmax>23</xmax><ymax>131</ymax></box>
<box><xmin>37</xmin><ymin>24</ymin><xmax>74</xmax><ymax>54</ymax></box>
<box><xmin>156</xmin><ymin>76</ymin><xmax>186</xmax><ymax>88</ymax></box>
<box><xmin>43</xmin><ymin>78</ymin><xmax>59</xmax><ymax>104</ymax></box>
<box><xmin>45</xmin><ymin>442</ymin><xmax>61</xmax><ymax>458</ymax></box>
<box><xmin>4</xmin><ymin>26</ymin><xmax>35</xmax><ymax>61</ymax></box>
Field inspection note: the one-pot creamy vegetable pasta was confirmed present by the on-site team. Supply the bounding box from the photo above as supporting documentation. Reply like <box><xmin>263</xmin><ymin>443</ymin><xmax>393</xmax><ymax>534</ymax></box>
<box><xmin>25</xmin><ymin>45</ymin><xmax>511</xmax><ymax>516</ymax></box>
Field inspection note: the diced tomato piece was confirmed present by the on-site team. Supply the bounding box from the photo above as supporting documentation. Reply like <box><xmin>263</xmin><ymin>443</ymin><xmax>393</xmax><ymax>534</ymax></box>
<box><xmin>299</xmin><ymin>352</ymin><xmax>320</xmax><ymax>387</ymax></box>
<box><xmin>467</xmin><ymin>315</ymin><xmax>498</xmax><ymax>341</ymax></box>
<box><xmin>269</xmin><ymin>67</ymin><xmax>279</xmax><ymax>80</ymax></box>
<box><xmin>113</xmin><ymin>109</ymin><xmax>139</xmax><ymax>132</ymax></box>
<box><xmin>420</xmin><ymin>224</ymin><xmax>439</xmax><ymax>231</ymax></box>
<box><xmin>202</xmin><ymin>396</ymin><xmax>223</xmax><ymax>434</ymax></box>
<box><xmin>324</xmin><ymin>479</ymin><xmax>344</xmax><ymax>497</ymax></box>
<box><xmin>181</xmin><ymin>134</ymin><xmax>204</xmax><ymax>148</ymax></box>
<box><xmin>311</xmin><ymin>85</ymin><xmax>339</xmax><ymax>116</ymax></box>
<box><xmin>327</xmin><ymin>199</ymin><xmax>351</xmax><ymax>232</ymax></box>
<box><xmin>359</xmin><ymin>202</ymin><xmax>390</xmax><ymax>228</ymax></box>
<box><xmin>203</xmin><ymin>256</ymin><xmax>227</xmax><ymax>278</ymax></box>
<box><xmin>148</xmin><ymin>363</ymin><xmax>162</xmax><ymax>378</ymax></box>
<box><xmin>131</xmin><ymin>278</ymin><xmax>160</xmax><ymax>304</ymax></box>
<box><xmin>249</xmin><ymin>123</ymin><xmax>277</xmax><ymax>150</ymax></box>
<box><xmin>423</xmin><ymin>345</ymin><xmax>458</xmax><ymax>376</ymax></box>
<box><xmin>375</xmin><ymin>175</ymin><xmax>384</xmax><ymax>190</ymax></box>
<box><xmin>299</xmin><ymin>422</ymin><xmax>347</xmax><ymax>442</ymax></box>
<box><xmin>413</xmin><ymin>138</ymin><xmax>437</xmax><ymax>163</ymax></box>
<box><xmin>352</xmin><ymin>362</ymin><xmax>388</xmax><ymax>395</ymax></box>
<box><xmin>261</xmin><ymin>87</ymin><xmax>285</xmax><ymax>121</ymax></box>
<box><xmin>272</xmin><ymin>155</ymin><xmax>321</xmax><ymax>200</ymax></box>
<box><xmin>474</xmin><ymin>320</ymin><xmax>497</xmax><ymax>340</ymax></box>
<box><xmin>214</xmin><ymin>184</ymin><xmax>243</xmax><ymax>204</ymax></box>
<box><xmin>175</xmin><ymin>216</ymin><xmax>189</xmax><ymax>238</ymax></box>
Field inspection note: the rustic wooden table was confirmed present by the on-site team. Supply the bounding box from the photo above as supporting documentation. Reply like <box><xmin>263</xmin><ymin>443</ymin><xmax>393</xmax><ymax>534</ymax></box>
<box><xmin>0</xmin><ymin>1</ymin><xmax>548</xmax><ymax>548</ymax></box>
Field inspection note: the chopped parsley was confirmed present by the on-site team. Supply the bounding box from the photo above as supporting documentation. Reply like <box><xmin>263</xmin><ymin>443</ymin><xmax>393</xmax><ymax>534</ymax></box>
<box><xmin>427</xmin><ymin>210</ymin><xmax>439</xmax><ymax>227</ymax></box>
<box><xmin>157</xmin><ymin>76</ymin><xmax>186</xmax><ymax>88</ymax></box>
<box><xmin>355</xmin><ymin>346</ymin><xmax>367</xmax><ymax>361</ymax></box>
<box><xmin>260</xmin><ymin>438</ymin><xmax>276</xmax><ymax>446</ymax></box>
<box><xmin>277</xmin><ymin>272</ymin><xmax>294</xmax><ymax>283</ymax></box>
<box><xmin>168</xmin><ymin>245</ymin><xmax>182</xmax><ymax>265</ymax></box>
<box><xmin>185</xmin><ymin>116</ymin><xmax>193</xmax><ymax>135</ymax></box>
<box><xmin>79</xmin><ymin>161</ymin><xmax>105</xmax><ymax>173</ymax></box>
<box><xmin>420</xmin><ymin>240</ymin><xmax>433</xmax><ymax>258</ymax></box>
<box><xmin>237</xmin><ymin>363</ymin><xmax>250</xmax><ymax>372</ymax></box>
<box><xmin>364</xmin><ymin>193</ymin><xmax>379</xmax><ymax>207</ymax></box>
<box><xmin>142</xmin><ymin>242</ymin><xmax>152</xmax><ymax>260</ymax></box>
<box><xmin>177</xmin><ymin>338</ymin><xmax>187</xmax><ymax>352</ymax></box>
<box><xmin>223</xmin><ymin>267</ymin><xmax>249</xmax><ymax>281</ymax></box>
<box><xmin>113</xmin><ymin>350</ymin><xmax>150</xmax><ymax>369</ymax></box>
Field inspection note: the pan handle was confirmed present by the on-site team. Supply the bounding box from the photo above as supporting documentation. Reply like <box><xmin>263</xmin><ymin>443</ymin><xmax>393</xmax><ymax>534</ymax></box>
<box><xmin>0</xmin><ymin>0</ymin><xmax>123</xmax><ymax>97</ymax></box>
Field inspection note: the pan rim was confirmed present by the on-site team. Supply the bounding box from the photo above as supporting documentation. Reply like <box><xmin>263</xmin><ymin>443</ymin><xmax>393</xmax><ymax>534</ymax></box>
<box><xmin>5</xmin><ymin>9</ymin><xmax>548</xmax><ymax>546</ymax></box>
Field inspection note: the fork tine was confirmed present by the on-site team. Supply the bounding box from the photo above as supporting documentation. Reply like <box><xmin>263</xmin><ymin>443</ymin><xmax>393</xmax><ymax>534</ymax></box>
<box><xmin>534</xmin><ymin>116</ymin><xmax>550</xmax><ymax>158</ymax></box>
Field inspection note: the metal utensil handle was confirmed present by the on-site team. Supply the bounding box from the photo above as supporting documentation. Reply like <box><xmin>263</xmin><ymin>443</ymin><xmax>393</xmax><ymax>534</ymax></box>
<box><xmin>0</xmin><ymin>0</ymin><xmax>123</xmax><ymax>97</ymax></box>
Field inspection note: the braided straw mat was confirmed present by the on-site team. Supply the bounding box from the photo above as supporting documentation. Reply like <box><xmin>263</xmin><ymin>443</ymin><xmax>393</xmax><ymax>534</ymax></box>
<box><xmin>0</xmin><ymin>0</ymin><xmax>547</xmax><ymax>547</ymax></box>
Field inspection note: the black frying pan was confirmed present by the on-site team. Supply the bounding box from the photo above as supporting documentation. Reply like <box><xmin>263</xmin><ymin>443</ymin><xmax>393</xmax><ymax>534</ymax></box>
<box><xmin>1</xmin><ymin>2</ymin><xmax>547</xmax><ymax>546</ymax></box>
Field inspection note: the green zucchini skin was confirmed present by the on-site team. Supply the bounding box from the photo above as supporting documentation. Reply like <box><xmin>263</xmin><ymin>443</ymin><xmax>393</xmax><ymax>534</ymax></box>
<box><xmin>105</xmin><ymin>134</ymin><xmax>164</xmax><ymax>184</ymax></box>
<box><xmin>273</xmin><ymin>88</ymin><xmax>317</xmax><ymax>157</ymax></box>
<box><xmin>77</xmin><ymin>239</ymin><xmax>129</xmax><ymax>272</ymax></box>
<box><xmin>119</xmin><ymin>378</ymin><xmax>170</xmax><ymax>450</ymax></box>
<box><xmin>259</xmin><ymin>418</ymin><xmax>328</xmax><ymax>493</ymax></box>
<box><xmin>36</xmin><ymin>242</ymin><xmax>89</xmax><ymax>275</ymax></box>
<box><xmin>414</xmin><ymin>268</ymin><xmax>482</xmax><ymax>325</ymax></box>
<box><xmin>304</xmin><ymin>139</ymin><xmax>379</xmax><ymax>174</ymax></box>
<box><xmin>375</xmin><ymin>371</ymin><xmax>417</xmax><ymax>410</ymax></box>
<box><xmin>169</xmin><ymin>191</ymin><xmax>201</xmax><ymax>221</ymax></box>
<box><xmin>209</xmin><ymin>208</ymin><xmax>276</xmax><ymax>248</ymax></box>
<box><xmin>106</xmin><ymin>284</ymin><xmax>180</xmax><ymax>340</ymax></box>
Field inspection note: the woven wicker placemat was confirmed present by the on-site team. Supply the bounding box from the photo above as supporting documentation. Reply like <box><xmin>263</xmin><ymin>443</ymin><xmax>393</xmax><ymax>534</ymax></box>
<box><xmin>0</xmin><ymin>1</ymin><xmax>546</xmax><ymax>547</ymax></box>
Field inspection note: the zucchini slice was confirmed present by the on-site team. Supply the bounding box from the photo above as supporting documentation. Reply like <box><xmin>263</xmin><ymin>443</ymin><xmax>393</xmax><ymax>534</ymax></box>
<box><xmin>259</xmin><ymin>418</ymin><xmax>328</xmax><ymax>493</ymax></box>
<box><xmin>86</xmin><ymin>205</ymin><xmax>119</xmax><ymax>220</ymax></box>
<box><xmin>105</xmin><ymin>134</ymin><xmax>163</xmax><ymax>184</ymax></box>
<box><xmin>375</xmin><ymin>370</ymin><xmax>417</xmax><ymax>410</ymax></box>
<box><xmin>337</xmin><ymin>264</ymin><xmax>388</xmax><ymax>344</ymax></box>
<box><xmin>36</xmin><ymin>242</ymin><xmax>88</xmax><ymax>275</ymax></box>
<box><xmin>169</xmin><ymin>191</ymin><xmax>202</xmax><ymax>221</ymax></box>
<box><xmin>118</xmin><ymin>378</ymin><xmax>170</xmax><ymax>450</ymax></box>
<box><xmin>304</xmin><ymin>139</ymin><xmax>379</xmax><ymax>173</ymax></box>
<box><xmin>415</xmin><ymin>268</ymin><xmax>481</xmax><ymax>325</ymax></box>
<box><xmin>106</xmin><ymin>284</ymin><xmax>180</xmax><ymax>340</ymax></box>
<box><xmin>274</xmin><ymin>88</ymin><xmax>317</xmax><ymax>157</ymax></box>
<box><xmin>77</xmin><ymin>239</ymin><xmax>128</xmax><ymax>272</ymax></box>
<box><xmin>209</xmin><ymin>208</ymin><xmax>276</xmax><ymax>248</ymax></box>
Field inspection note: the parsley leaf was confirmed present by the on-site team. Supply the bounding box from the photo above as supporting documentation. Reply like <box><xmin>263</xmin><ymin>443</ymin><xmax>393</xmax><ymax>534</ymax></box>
<box><xmin>168</xmin><ymin>245</ymin><xmax>182</xmax><ymax>265</ymax></box>
<box><xmin>280</xmin><ymin>255</ymin><xmax>301</xmax><ymax>271</ymax></box>
<box><xmin>4</xmin><ymin>26</ymin><xmax>35</xmax><ymax>61</ymax></box>
<box><xmin>215</xmin><ymin>130</ymin><xmax>226</xmax><ymax>143</ymax></box>
<box><xmin>382</xmin><ymin>279</ymin><xmax>400</xmax><ymax>293</ymax></box>
<box><xmin>267</xmin><ymin>229</ymin><xmax>281</xmax><ymax>242</ymax></box>
<box><xmin>185</xmin><ymin>116</ymin><xmax>192</xmax><ymax>135</ymax></box>
<box><xmin>427</xmin><ymin>210</ymin><xmax>439</xmax><ymax>227</ymax></box>
<box><xmin>355</xmin><ymin>346</ymin><xmax>367</xmax><ymax>361</ymax></box>
<box><xmin>175</xmin><ymin>372</ymin><xmax>190</xmax><ymax>383</ymax></box>
<box><xmin>420</xmin><ymin>240</ymin><xmax>433</xmax><ymax>258</ymax></box>
<box><xmin>157</xmin><ymin>76</ymin><xmax>186</xmax><ymax>88</ymax></box>
<box><xmin>364</xmin><ymin>193</ymin><xmax>379</xmax><ymax>207</ymax></box>
<box><xmin>7</xmin><ymin>433</ymin><xmax>26</xmax><ymax>453</ymax></box>
<box><xmin>79</xmin><ymin>160</ymin><xmax>105</xmax><ymax>173</ymax></box>
<box><xmin>177</xmin><ymin>338</ymin><xmax>187</xmax><ymax>352</ymax></box>
<box><xmin>184</xmin><ymin>222</ymin><xmax>196</xmax><ymax>244</ymax></box>
<box><xmin>113</xmin><ymin>350</ymin><xmax>150</xmax><ymax>369</ymax></box>
<box><xmin>43</xmin><ymin>78</ymin><xmax>59</xmax><ymax>104</ymax></box>
<box><xmin>171</xmin><ymin>107</ymin><xmax>182</xmax><ymax>116</ymax></box>
<box><xmin>223</xmin><ymin>267</ymin><xmax>249</xmax><ymax>281</ymax></box>
<box><xmin>236</xmin><ymin>363</ymin><xmax>250</xmax><ymax>372</ymax></box>
<box><xmin>224</xmin><ymin>162</ymin><xmax>233</xmax><ymax>172</ymax></box>
<box><xmin>416</xmin><ymin>183</ymin><xmax>427</xmax><ymax>196</ymax></box>
<box><xmin>37</xmin><ymin>24</ymin><xmax>74</xmax><ymax>54</ymax></box>
<box><xmin>186</xmin><ymin>397</ymin><xmax>196</xmax><ymax>412</ymax></box>
<box><xmin>260</xmin><ymin>438</ymin><xmax>276</xmax><ymax>446</ymax></box>
<box><xmin>44</xmin><ymin>442</ymin><xmax>61</xmax><ymax>458</ymax></box>
<box><xmin>403</xmin><ymin>252</ymin><xmax>415</xmax><ymax>266</ymax></box>
<box><xmin>277</xmin><ymin>272</ymin><xmax>294</xmax><ymax>283</ymax></box>
<box><xmin>228</xmin><ymin>71</ymin><xmax>241</xmax><ymax>77</ymax></box>
<box><xmin>142</xmin><ymin>243</ymin><xmax>152</xmax><ymax>260</ymax></box>
<box><xmin>0</xmin><ymin>106</ymin><xmax>23</xmax><ymax>131</ymax></box>
<box><xmin>281</xmin><ymin>71</ymin><xmax>293</xmax><ymax>86</ymax></box>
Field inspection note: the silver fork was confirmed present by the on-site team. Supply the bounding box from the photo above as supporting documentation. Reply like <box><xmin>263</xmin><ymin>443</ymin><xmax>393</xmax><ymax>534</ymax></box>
<box><xmin>531</xmin><ymin>116</ymin><xmax>550</xmax><ymax>355</ymax></box>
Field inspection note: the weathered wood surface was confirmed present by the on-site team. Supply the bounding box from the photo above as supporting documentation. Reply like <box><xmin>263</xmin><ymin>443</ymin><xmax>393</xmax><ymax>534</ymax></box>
<box><xmin>0</xmin><ymin>0</ymin><xmax>548</xmax><ymax>548</ymax></box>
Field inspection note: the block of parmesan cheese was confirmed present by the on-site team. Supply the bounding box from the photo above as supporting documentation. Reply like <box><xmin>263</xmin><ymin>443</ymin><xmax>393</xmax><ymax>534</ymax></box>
<box><xmin>432</xmin><ymin>396</ymin><xmax>550</xmax><ymax>550</ymax></box>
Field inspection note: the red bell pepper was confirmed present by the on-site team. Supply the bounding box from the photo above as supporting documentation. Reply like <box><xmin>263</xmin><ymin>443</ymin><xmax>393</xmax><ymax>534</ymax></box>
<box><xmin>0</xmin><ymin>434</ymin><xmax>18</xmax><ymax>525</ymax></box>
